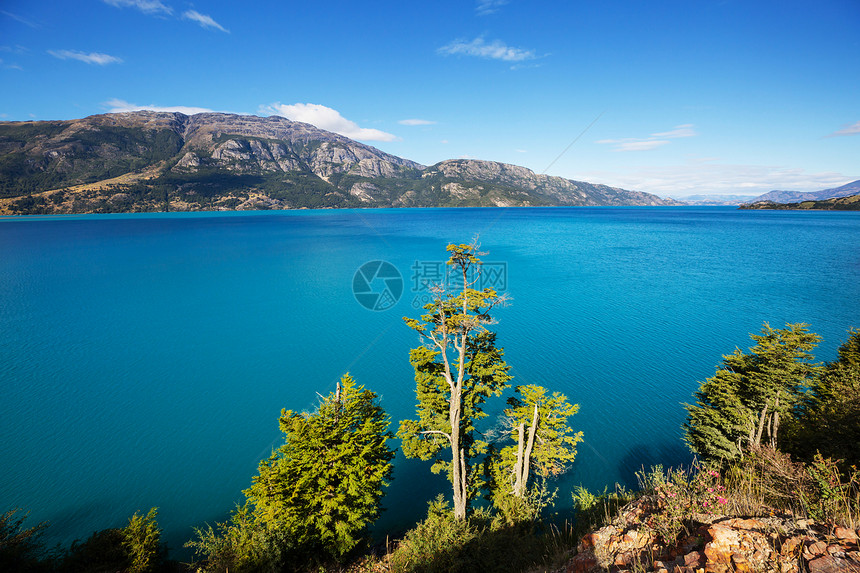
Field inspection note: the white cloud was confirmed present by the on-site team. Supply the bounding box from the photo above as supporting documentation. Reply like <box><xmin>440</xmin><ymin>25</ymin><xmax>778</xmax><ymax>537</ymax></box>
<box><xmin>1</xmin><ymin>10</ymin><xmax>40</xmax><ymax>28</ymax></box>
<box><xmin>579</xmin><ymin>162</ymin><xmax>856</xmax><ymax>197</ymax></box>
<box><xmin>399</xmin><ymin>119</ymin><xmax>436</xmax><ymax>126</ymax></box>
<box><xmin>597</xmin><ymin>138</ymin><xmax>670</xmax><ymax>152</ymax></box>
<box><xmin>1</xmin><ymin>45</ymin><xmax>28</xmax><ymax>54</ymax></box>
<box><xmin>104</xmin><ymin>98</ymin><xmax>213</xmax><ymax>115</ymax></box>
<box><xmin>652</xmin><ymin>124</ymin><xmax>696</xmax><ymax>139</ymax></box>
<box><xmin>476</xmin><ymin>0</ymin><xmax>509</xmax><ymax>16</ymax></box>
<box><xmin>102</xmin><ymin>0</ymin><xmax>172</xmax><ymax>16</ymax></box>
<box><xmin>104</xmin><ymin>1</ymin><xmax>230</xmax><ymax>33</ymax></box>
<box><xmin>260</xmin><ymin>102</ymin><xmax>397</xmax><ymax>142</ymax></box>
<box><xmin>0</xmin><ymin>57</ymin><xmax>23</xmax><ymax>71</ymax></box>
<box><xmin>49</xmin><ymin>50</ymin><xmax>122</xmax><ymax>65</ymax></box>
<box><xmin>826</xmin><ymin>120</ymin><xmax>860</xmax><ymax>137</ymax></box>
<box><xmin>598</xmin><ymin>124</ymin><xmax>696</xmax><ymax>152</ymax></box>
<box><xmin>438</xmin><ymin>36</ymin><xmax>536</xmax><ymax>62</ymax></box>
<box><xmin>182</xmin><ymin>10</ymin><xmax>228</xmax><ymax>32</ymax></box>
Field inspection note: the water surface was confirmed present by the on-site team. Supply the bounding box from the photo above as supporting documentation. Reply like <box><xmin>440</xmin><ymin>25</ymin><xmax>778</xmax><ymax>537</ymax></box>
<box><xmin>1</xmin><ymin>207</ymin><xmax>859</xmax><ymax>554</ymax></box>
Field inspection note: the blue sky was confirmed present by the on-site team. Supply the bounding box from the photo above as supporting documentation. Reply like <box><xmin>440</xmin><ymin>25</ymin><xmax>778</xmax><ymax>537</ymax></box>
<box><xmin>1</xmin><ymin>0</ymin><xmax>858</xmax><ymax>197</ymax></box>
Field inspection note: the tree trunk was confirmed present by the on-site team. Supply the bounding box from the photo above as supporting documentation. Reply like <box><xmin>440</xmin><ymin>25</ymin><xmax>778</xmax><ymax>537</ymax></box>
<box><xmin>752</xmin><ymin>402</ymin><xmax>768</xmax><ymax>450</ymax></box>
<box><xmin>450</xmin><ymin>383</ymin><xmax>467</xmax><ymax>520</ymax></box>
<box><xmin>513</xmin><ymin>422</ymin><xmax>525</xmax><ymax>496</ymax></box>
<box><xmin>521</xmin><ymin>403</ymin><xmax>539</xmax><ymax>494</ymax></box>
<box><xmin>450</xmin><ymin>257</ymin><xmax>470</xmax><ymax>520</ymax></box>
<box><xmin>768</xmin><ymin>393</ymin><xmax>780</xmax><ymax>449</ymax></box>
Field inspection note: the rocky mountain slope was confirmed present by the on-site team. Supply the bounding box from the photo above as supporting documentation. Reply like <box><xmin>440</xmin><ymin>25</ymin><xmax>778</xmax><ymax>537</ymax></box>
<box><xmin>746</xmin><ymin>180</ymin><xmax>860</xmax><ymax>205</ymax></box>
<box><xmin>740</xmin><ymin>192</ymin><xmax>860</xmax><ymax>211</ymax></box>
<box><xmin>0</xmin><ymin>111</ymin><xmax>680</xmax><ymax>214</ymax></box>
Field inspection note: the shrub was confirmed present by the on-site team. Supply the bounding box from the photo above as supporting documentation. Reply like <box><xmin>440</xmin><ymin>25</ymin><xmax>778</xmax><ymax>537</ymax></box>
<box><xmin>0</xmin><ymin>508</ymin><xmax>49</xmax><ymax>571</ymax></box>
<box><xmin>185</xmin><ymin>502</ymin><xmax>289</xmax><ymax>573</ymax></box>
<box><xmin>123</xmin><ymin>508</ymin><xmax>161</xmax><ymax>573</ymax></box>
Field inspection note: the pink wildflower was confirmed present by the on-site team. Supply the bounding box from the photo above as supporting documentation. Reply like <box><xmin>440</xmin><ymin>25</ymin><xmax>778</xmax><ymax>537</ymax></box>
<box><xmin>717</xmin><ymin>496</ymin><xmax>728</xmax><ymax>505</ymax></box>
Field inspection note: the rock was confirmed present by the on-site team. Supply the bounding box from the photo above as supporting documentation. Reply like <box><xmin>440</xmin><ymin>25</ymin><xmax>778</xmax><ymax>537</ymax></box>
<box><xmin>578</xmin><ymin>532</ymin><xmax>599</xmax><ymax>550</ymax></box>
<box><xmin>731</xmin><ymin>552</ymin><xmax>752</xmax><ymax>573</ymax></box>
<box><xmin>835</xmin><ymin>527</ymin><xmax>860</xmax><ymax>541</ymax></box>
<box><xmin>807</xmin><ymin>555</ymin><xmax>857</xmax><ymax>573</ymax></box>
<box><xmin>175</xmin><ymin>151</ymin><xmax>200</xmax><ymax>168</ymax></box>
<box><xmin>781</xmin><ymin>536</ymin><xmax>802</xmax><ymax>557</ymax></box>
<box><xmin>564</xmin><ymin>552</ymin><xmax>597</xmax><ymax>573</ymax></box>
<box><xmin>684</xmin><ymin>551</ymin><xmax>705</xmax><ymax>567</ymax></box>
<box><xmin>705</xmin><ymin>524</ymin><xmax>741</xmax><ymax>565</ymax></box>
<box><xmin>805</xmin><ymin>540</ymin><xmax>829</xmax><ymax>558</ymax></box>
<box><xmin>723</xmin><ymin>518</ymin><xmax>766</xmax><ymax>530</ymax></box>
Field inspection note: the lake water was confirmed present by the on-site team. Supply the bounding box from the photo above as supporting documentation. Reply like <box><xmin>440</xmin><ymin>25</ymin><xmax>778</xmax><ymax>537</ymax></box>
<box><xmin>1</xmin><ymin>207</ymin><xmax>859</xmax><ymax>556</ymax></box>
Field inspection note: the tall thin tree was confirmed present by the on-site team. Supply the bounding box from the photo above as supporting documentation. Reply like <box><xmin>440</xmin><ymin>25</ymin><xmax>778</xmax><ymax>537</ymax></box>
<box><xmin>398</xmin><ymin>243</ymin><xmax>511</xmax><ymax>520</ymax></box>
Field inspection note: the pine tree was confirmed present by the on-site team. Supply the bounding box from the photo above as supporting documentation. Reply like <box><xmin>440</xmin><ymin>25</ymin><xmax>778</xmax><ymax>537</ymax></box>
<box><xmin>786</xmin><ymin>328</ymin><xmax>860</xmax><ymax>468</ymax></box>
<box><xmin>245</xmin><ymin>374</ymin><xmax>395</xmax><ymax>560</ymax></box>
<box><xmin>684</xmin><ymin>322</ymin><xmax>821</xmax><ymax>462</ymax></box>
<box><xmin>123</xmin><ymin>508</ymin><xmax>161</xmax><ymax>573</ymax></box>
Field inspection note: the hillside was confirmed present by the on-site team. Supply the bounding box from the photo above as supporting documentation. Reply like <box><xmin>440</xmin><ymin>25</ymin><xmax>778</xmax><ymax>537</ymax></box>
<box><xmin>0</xmin><ymin>112</ymin><xmax>680</xmax><ymax>215</ymax></box>
<box><xmin>746</xmin><ymin>179</ymin><xmax>860</xmax><ymax>205</ymax></box>
<box><xmin>740</xmin><ymin>192</ymin><xmax>860</xmax><ymax>211</ymax></box>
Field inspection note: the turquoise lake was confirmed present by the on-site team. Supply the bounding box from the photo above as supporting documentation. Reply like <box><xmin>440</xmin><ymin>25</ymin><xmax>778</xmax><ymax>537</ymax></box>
<box><xmin>2</xmin><ymin>207</ymin><xmax>859</xmax><ymax>555</ymax></box>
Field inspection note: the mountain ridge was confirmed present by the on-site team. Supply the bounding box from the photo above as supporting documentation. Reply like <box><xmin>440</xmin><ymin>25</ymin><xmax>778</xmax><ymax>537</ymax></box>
<box><xmin>0</xmin><ymin>111</ymin><xmax>681</xmax><ymax>214</ymax></box>
<box><xmin>746</xmin><ymin>179</ymin><xmax>860</xmax><ymax>204</ymax></box>
<box><xmin>739</xmin><ymin>192</ymin><xmax>860</xmax><ymax>211</ymax></box>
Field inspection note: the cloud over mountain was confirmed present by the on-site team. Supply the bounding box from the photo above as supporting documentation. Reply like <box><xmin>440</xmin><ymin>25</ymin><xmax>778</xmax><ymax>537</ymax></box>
<box><xmin>260</xmin><ymin>103</ymin><xmax>397</xmax><ymax>142</ymax></box>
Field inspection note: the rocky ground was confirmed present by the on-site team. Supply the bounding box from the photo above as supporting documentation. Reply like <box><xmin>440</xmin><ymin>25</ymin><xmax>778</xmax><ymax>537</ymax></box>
<box><xmin>558</xmin><ymin>497</ymin><xmax>860</xmax><ymax>573</ymax></box>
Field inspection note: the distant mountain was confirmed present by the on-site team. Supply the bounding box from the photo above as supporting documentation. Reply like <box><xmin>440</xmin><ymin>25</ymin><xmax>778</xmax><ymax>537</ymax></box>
<box><xmin>672</xmin><ymin>194</ymin><xmax>758</xmax><ymax>206</ymax></box>
<box><xmin>0</xmin><ymin>112</ymin><xmax>680</xmax><ymax>214</ymax></box>
<box><xmin>739</xmin><ymin>192</ymin><xmax>860</xmax><ymax>211</ymax></box>
<box><xmin>746</xmin><ymin>180</ymin><xmax>860</xmax><ymax>205</ymax></box>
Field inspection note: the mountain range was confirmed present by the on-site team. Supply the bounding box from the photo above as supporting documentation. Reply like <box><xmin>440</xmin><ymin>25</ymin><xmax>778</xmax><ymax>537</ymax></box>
<box><xmin>670</xmin><ymin>194</ymin><xmax>759</xmax><ymax>206</ymax></box>
<box><xmin>739</xmin><ymin>192</ymin><xmax>860</xmax><ymax>211</ymax></box>
<box><xmin>746</xmin><ymin>180</ymin><xmax>860</xmax><ymax>204</ymax></box>
<box><xmin>0</xmin><ymin>111</ymin><xmax>681</xmax><ymax>215</ymax></box>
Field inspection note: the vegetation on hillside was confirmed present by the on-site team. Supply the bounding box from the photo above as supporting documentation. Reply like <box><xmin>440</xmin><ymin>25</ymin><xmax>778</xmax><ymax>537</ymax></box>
<box><xmin>739</xmin><ymin>193</ymin><xmax>860</xmax><ymax>210</ymax></box>
<box><xmin>0</xmin><ymin>113</ymin><xmax>677</xmax><ymax>214</ymax></box>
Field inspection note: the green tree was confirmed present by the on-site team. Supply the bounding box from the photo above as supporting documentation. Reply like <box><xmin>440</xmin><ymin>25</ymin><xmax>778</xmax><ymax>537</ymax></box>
<box><xmin>244</xmin><ymin>373</ymin><xmax>395</xmax><ymax>561</ymax></box>
<box><xmin>786</xmin><ymin>329</ymin><xmax>860</xmax><ymax>468</ymax></box>
<box><xmin>122</xmin><ymin>507</ymin><xmax>161</xmax><ymax>573</ymax></box>
<box><xmin>186</xmin><ymin>501</ymin><xmax>288</xmax><ymax>573</ymax></box>
<box><xmin>684</xmin><ymin>322</ymin><xmax>822</xmax><ymax>462</ymax></box>
<box><xmin>487</xmin><ymin>384</ymin><xmax>583</xmax><ymax>524</ymax></box>
<box><xmin>398</xmin><ymin>243</ymin><xmax>512</xmax><ymax>520</ymax></box>
<box><xmin>496</xmin><ymin>385</ymin><xmax>583</xmax><ymax>497</ymax></box>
